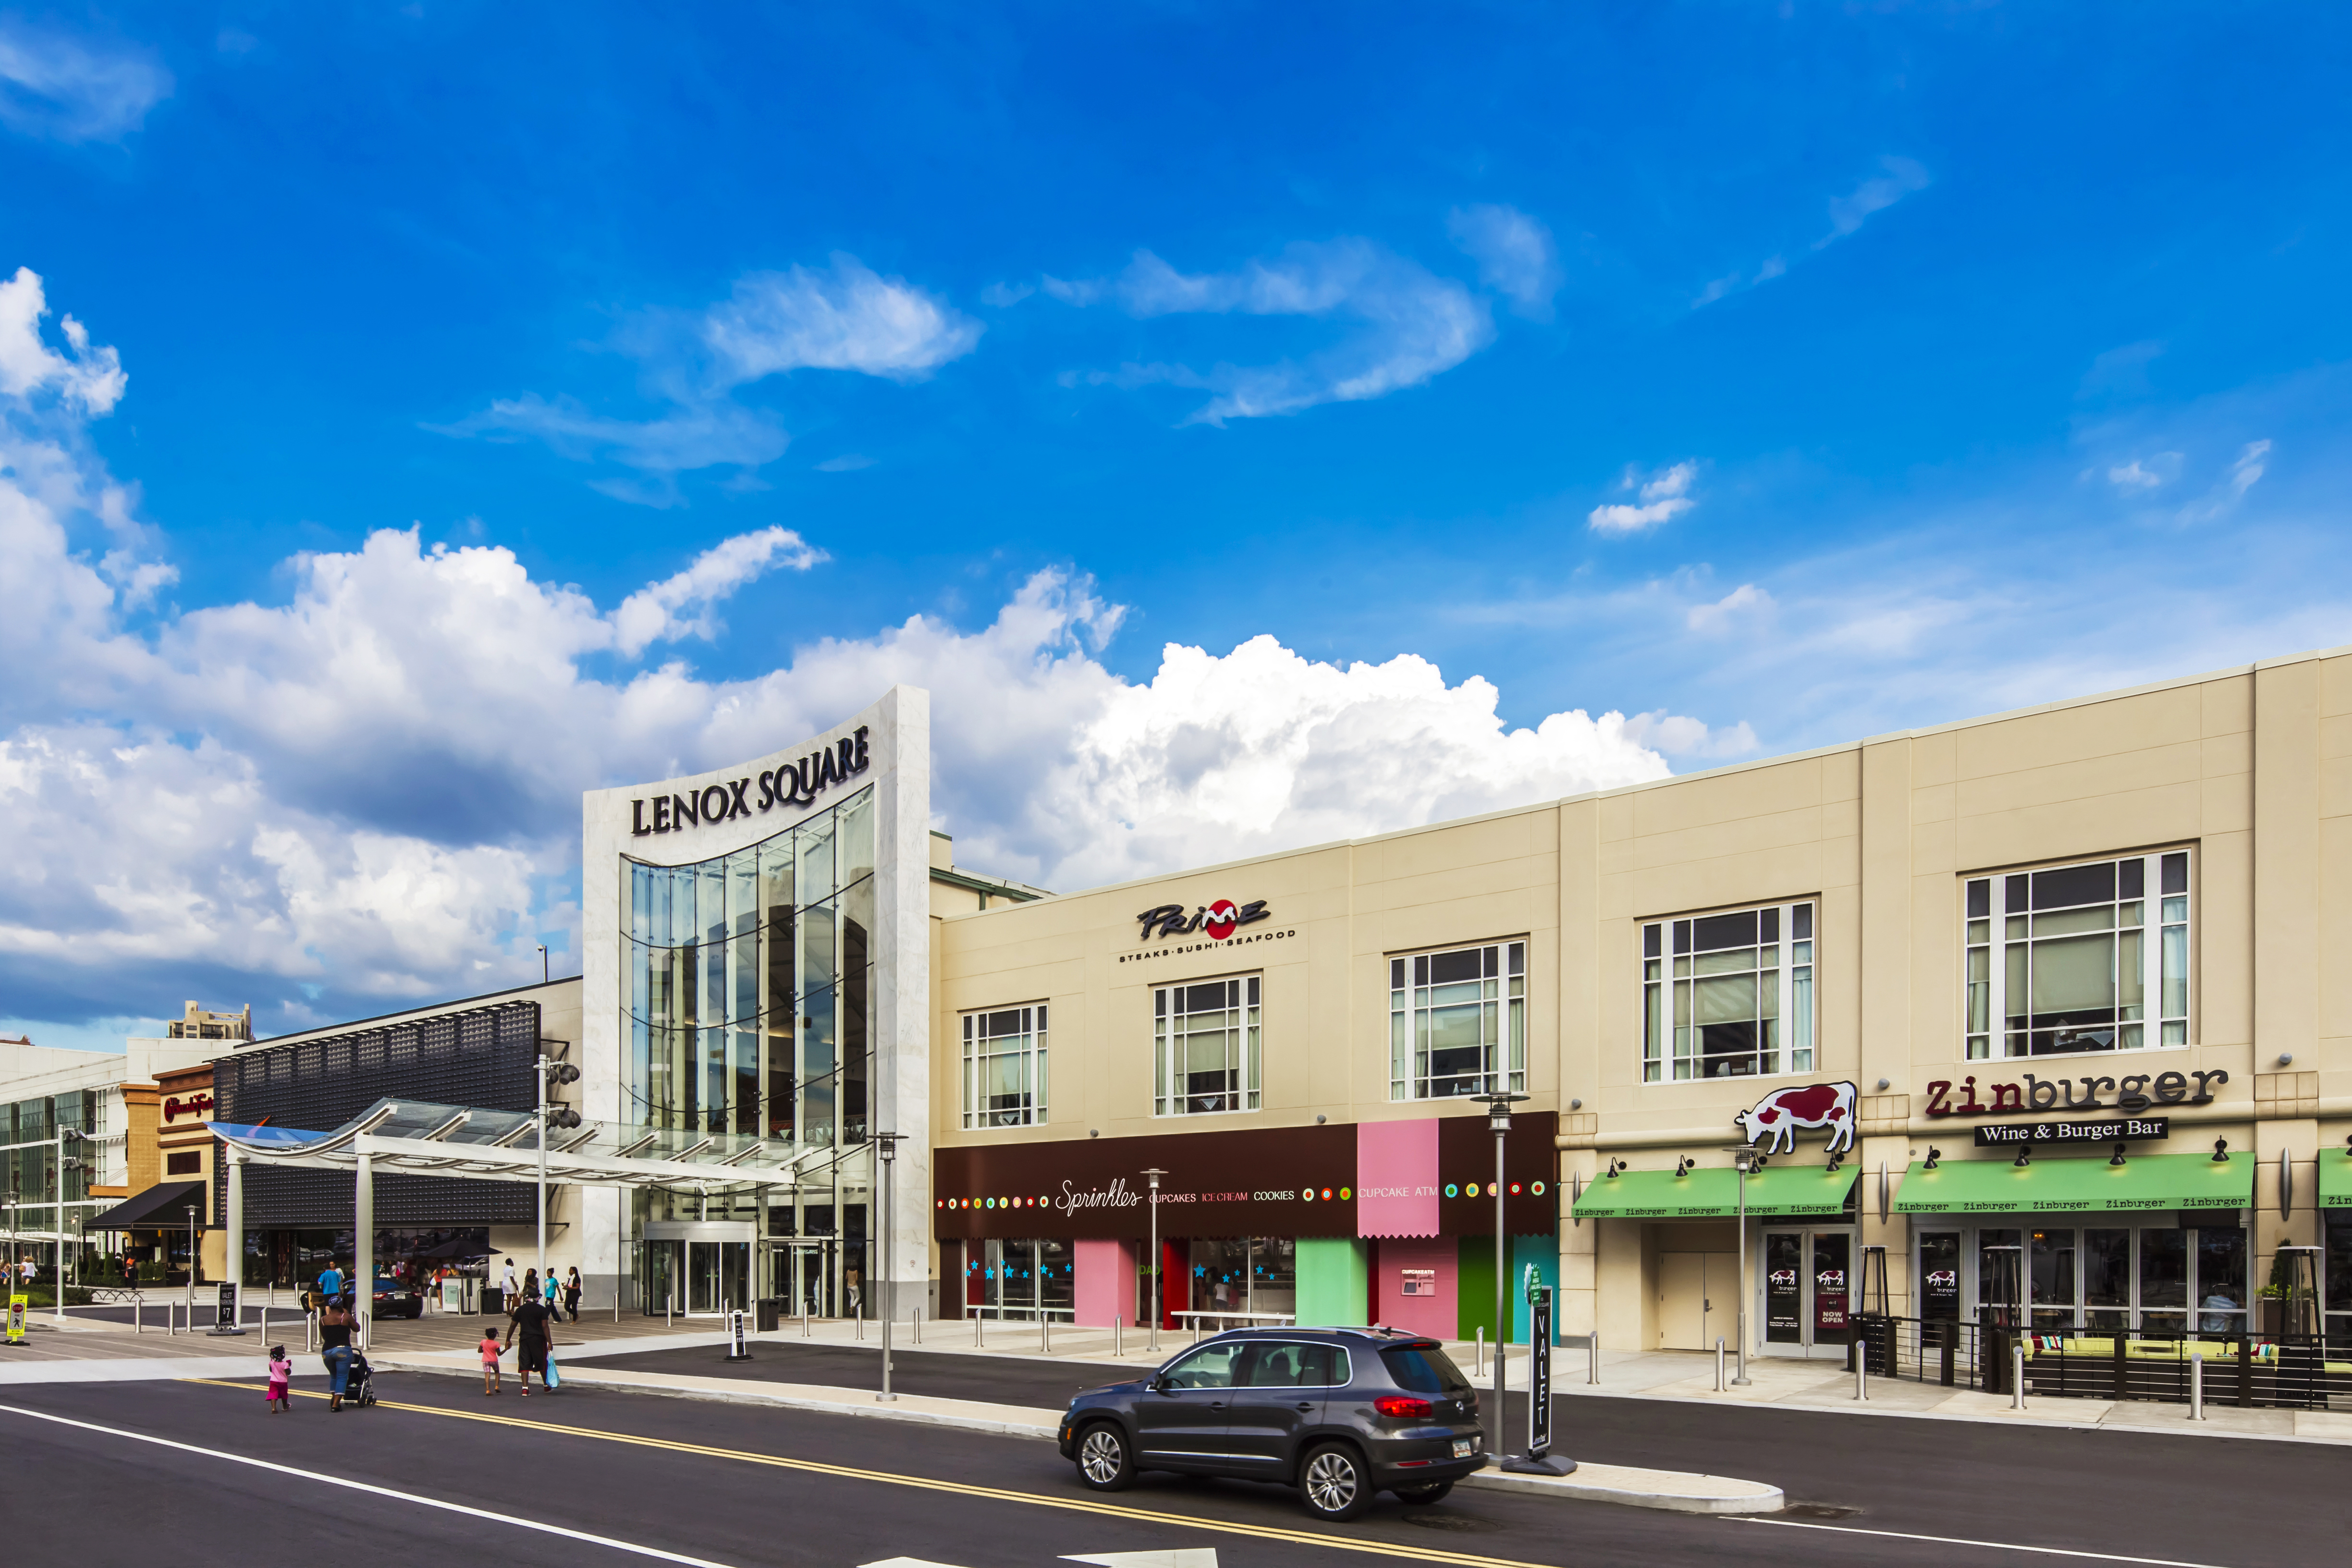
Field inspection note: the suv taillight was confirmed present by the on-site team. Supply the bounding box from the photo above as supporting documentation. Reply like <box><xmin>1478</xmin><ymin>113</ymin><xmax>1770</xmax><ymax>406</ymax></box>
<box><xmin>1373</xmin><ymin>1395</ymin><xmax>1433</xmax><ymax>1419</ymax></box>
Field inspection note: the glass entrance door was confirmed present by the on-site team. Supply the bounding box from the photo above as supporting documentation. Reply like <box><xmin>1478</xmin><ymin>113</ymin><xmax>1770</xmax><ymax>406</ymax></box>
<box><xmin>686</xmin><ymin>1241</ymin><xmax>749</xmax><ymax>1315</ymax></box>
<box><xmin>1760</xmin><ymin>1227</ymin><xmax>1855</xmax><ymax>1356</ymax></box>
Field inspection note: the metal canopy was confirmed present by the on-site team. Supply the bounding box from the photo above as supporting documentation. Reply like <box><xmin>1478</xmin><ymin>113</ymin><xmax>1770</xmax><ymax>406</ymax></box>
<box><xmin>205</xmin><ymin>1098</ymin><xmax>840</xmax><ymax>1190</ymax></box>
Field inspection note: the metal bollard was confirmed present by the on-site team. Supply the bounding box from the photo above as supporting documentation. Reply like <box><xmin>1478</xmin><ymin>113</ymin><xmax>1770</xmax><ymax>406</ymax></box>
<box><xmin>1115</xmin><ymin>1315</ymin><xmax>1123</xmax><ymax>1358</ymax></box>
<box><xmin>1715</xmin><ymin>1336</ymin><xmax>1726</xmax><ymax>1391</ymax></box>
<box><xmin>975</xmin><ymin>1312</ymin><xmax>983</xmax><ymax>1348</ymax></box>
<box><xmin>856</xmin><ymin>1311</ymin><xmax>863</xmax><ymax>1340</ymax></box>
<box><xmin>2189</xmin><ymin>1351</ymin><xmax>2205</xmax><ymax>1421</ymax></box>
<box><xmin>134</xmin><ymin>1298</ymin><xmax>141</xmax><ymax>1335</ymax></box>
<box><xmin>1475</xmin><ymin>1325</ymin><xmax>1485</xmax><ymax>1377</ymax></box>
<box><xmin>1589</xmin><ymin>1328</ymin><xmax>1601</xmax><ymax>1386</ymax></box>
<box><xmin>802</xmin><ymin>1303</ymin><xmax>810</xmax><ymax>1338</ymax></box>
<box><xmin>1040</xmin><ymin>1312</ymin><xmax>1048</xmax><ymax>1353</ymax></box>
<box><xmin>914</xmin><ymin>1307</ymin><xmax>922</xmax><ymax>1345</ymax></box>
<box><xmin>666</xmin><ymin>1296</ymin><xmax>673</xmax><ymax>1329</ymax></box>
<box><xmin>2011</xmin><ymin>1344</ymin><xmax>2026</xmax><ymax>1410</ymax></box>
<box><xmin>1854</xmin><ymin>1341</ymin><xmax>1868</xmax><ymax>1401</ymax></box>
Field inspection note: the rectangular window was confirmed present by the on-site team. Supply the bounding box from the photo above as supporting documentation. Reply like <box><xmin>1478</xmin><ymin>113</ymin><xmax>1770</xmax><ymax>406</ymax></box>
<box><xmin>1154</xmin><ymin>976</ymin><xmax>1261</xmax><ymax>1116</ymax></box>
<box><xmin>1389</xmin><ymin>941</ymin><xmax>1526</xmax><ymax>1100</ymax></box>
<box><xmin>1962</xmin><ymin>849</ymin><xmax>2189</xmax><ymax>1059</ymax></box>
<box><xmin>960</xmin><ymin>1004</ymin><xmax>1046</xmax><ymax>1129</ymax></box>
<box><xmin>1640</xmin><ymin>904</ymin><xmax>1812</xmax><ymax>1082</ymax></box>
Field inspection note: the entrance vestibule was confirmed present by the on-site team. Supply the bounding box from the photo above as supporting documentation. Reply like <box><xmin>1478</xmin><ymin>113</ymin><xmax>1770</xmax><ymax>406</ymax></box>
<box><xmin>1760</xmin><ymin>1226</ymin><xmax>1855</xmax><ymax>1357</ymax></box>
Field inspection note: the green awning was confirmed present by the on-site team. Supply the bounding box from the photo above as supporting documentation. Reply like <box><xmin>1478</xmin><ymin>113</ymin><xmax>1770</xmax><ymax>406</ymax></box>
<box><xmin>1894</xmin><ymin>1152</ymin><xmax>2252</xmax><ymax>1214</ymax></box>
<box><xmin>2321</xmin><ymin>1151</ymin><xmax>2352</xmax><ymax>1210</ymax></box>
<box><xmin>1573</xmin><ymin>1163</ymin><xmax>1855</xmax><ymax>1219</ymax></box>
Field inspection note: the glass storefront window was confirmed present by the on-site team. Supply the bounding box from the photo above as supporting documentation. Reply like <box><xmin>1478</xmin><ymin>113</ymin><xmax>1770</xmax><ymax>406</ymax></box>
<box><xmin>1393</xmin><ymin>941</ymin><xmax>1527</xmax><ymax>1099</ymax></box>
<box><xmin>2195</xmin><ymin>1228</ymin><xmax>2246</xmax><ymax>1333</ymax></box>
<box><xmin>1977</xmin><ymin>1231</ymin><xmax>2023</xmax><ymax>1326</ymax></box>
<box><xmin>1918</xmin><ymin>1232</ymin><xmax>1961</xmax><ymax>1319</ymax></box>
<box><xmin>1764</xmin><ymin>1233</ymin><xmax>1804</xmax><ymax>1343</ymax></box>
<box><xmin>1155</xmin><ymin>977</ymin><xmax>1261</xmax><ymax>1116</ymax></box>
<box><xmin>1962</xmin><ymin>851</ymin><xmax>2189</xmax><ymax>1059</ymax></box>
<box><xmin>1640</xmin><ymin>906</ymin><xmax>1813</xmax><ymax>1082</ymax></box>
<box><xmin>2328</xmin><ymin>1212</ymin><xmax>2352</xmax><ymax>1332</ymax></box>
<box><xmin>966</xmin><ymin>1237</ymin><xmax>1075</xmax><ymax>1322</ymax></box>
<box><xmin>2083</xmin><ymin>1228</ymin><xmax>2131</xmax><ymax>1331</ymax></box>
<box><xmin>2136</xmin><ymin>1228</ymin><xmax>2188</xmax><ymax>1332</ymax></box>
<box><xmin>2030</xmin><ymin>1229</ymin><xmax>2077</xmax><ymax>1331</ymax></box>
<box><xmin>960</xmin><ymin>1004</ymin><xmax>1046</xmax><ymax>1128</ymax></box>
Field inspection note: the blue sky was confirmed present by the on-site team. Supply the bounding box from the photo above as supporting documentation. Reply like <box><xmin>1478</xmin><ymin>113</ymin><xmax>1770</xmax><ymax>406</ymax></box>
<box><xmin>3</xmin><ymin>3</ymin><xmax>2349</xmax><ymax>1045</ymax></box>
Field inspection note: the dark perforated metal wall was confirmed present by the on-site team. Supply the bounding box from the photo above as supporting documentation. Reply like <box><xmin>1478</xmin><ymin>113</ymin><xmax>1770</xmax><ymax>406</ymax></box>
<box><xmin>215</xmin><ymin>1001</ymin><xmax>539</xmax><ymax>1227</ymax></box>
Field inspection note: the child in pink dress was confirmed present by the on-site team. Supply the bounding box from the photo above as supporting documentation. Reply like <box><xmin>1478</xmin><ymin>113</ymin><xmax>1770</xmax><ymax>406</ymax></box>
<box><xmin>266</xmin><ymin>1346</ymin><xmax>293</xmax><ymax>1412</ymax></box>
<box><xmin>480</xmin><ymin>1327</ymin><xmax>502</xmax><ymax>1394</ymax></box>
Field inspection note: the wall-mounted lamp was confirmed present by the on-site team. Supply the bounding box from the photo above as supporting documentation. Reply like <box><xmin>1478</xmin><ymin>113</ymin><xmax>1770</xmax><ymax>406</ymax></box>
<box><xmin>1674</xmin><ymin>1156</ymin><xmax>1693</xmax><ymax>1177</ymax></box>
<box><xmin>1088</xmin><ymin>1129</ymin><xmax>1099</xmax><ymax>1139</ymax></box>
<box><xmin>1923</xmin><ymin>1147</ymin><xmax>1941</xmax><ymax>1170</ymax></box>
<box><xmin>1605</xmin><ymin>1158</ymin><xmax>1626</xmax><ymax>1179</ymax></box>
<box><xmin>1569</xmin><ymin>1098</ymin><xmax>1583</xmax><ymax>1111</ymax></box>
<box><xmin>1875</xmin><ymin>1078</ymin><xmax>1890</xmax><ymax>1091</ymax></box>
<box><xmin>2212</xmin><ymin>1137</ymin><xmax>2230</xmax><ymax>1164</ymax></box>
<box><xmin>2108</xmin><ymin>1141</ymin><xmax>2128</xmax><ymax>1168</ymax></box>
<box><xmin>2278</xmin><ymin>1053</ymin><xmax>2294</xmax><ymax>1067</ymax></box>
<box><xmin>2012</xmin><ymin>1144</ymin><xmax>2032</xmax><ymax>1169</ymax></box>
<box><xmin>1315</xmin><ymin>1114</ymin><xmax>1326</xmax><ymax>1124</ymax></box>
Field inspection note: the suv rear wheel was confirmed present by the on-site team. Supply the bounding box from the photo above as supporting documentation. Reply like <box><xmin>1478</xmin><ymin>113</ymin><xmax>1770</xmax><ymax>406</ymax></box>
<box><xmin>1299</xmin><ymin>1442</ymin><xmax>1373</xmax><ymax>1522</ymax></box>
<box><xmin>1074</xmin><ymin>1422</ymin><xmax>1135</xmax><ymax>1492</ymax></box>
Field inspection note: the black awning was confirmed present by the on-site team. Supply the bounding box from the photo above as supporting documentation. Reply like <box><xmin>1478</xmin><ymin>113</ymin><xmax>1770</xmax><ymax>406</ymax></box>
<box><xmin>88</xmin><ymin>1180</ymin><xmax>208</xmax><ymax>1231</ymax></box>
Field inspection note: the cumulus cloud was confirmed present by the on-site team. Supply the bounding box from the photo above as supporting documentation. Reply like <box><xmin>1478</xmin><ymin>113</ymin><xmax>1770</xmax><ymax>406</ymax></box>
<box><xmin>0</xmin><ymin>267</ymin><xmax>125</xmax><ymax>413</ymax></box>
<box><xmin>0</xmin><ymin>272</ymin><xmax>1725</xmax><ymax>1032</ymax></box>
<box><xmin>1621</xmin><ymin>710</ymin><xmax>1761</xmax><ymax>761</ymax></box>
<box><xmin>440</xmin><ymin>254</ymin><xmax>976</xmax><ymax>501</ymax></box>
<box><xmin>1054</xmin><ymin>240</ymin><xmax>1494</xmax><ymax>425</ymax></box>
<box><xmin>1448</xmin><ymin>204</ymin><xmax>1563</xmax><ymax>319</ymax></box>
<box><xmin>0</xmin><ymin>22</ymin><xmax>171</xmax><ymax>142</ymax></box>
<box><xmin>1589</xmin><ymin>461</ymin><xmax>1699</xmax><ymax>534</ymax></box>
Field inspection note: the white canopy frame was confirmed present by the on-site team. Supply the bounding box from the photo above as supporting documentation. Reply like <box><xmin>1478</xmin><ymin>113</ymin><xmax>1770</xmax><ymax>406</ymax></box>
<box><xmin>207</xmin><ymin>1099</ymin><xmax>835</xmax><ymax>1343</ymax></box>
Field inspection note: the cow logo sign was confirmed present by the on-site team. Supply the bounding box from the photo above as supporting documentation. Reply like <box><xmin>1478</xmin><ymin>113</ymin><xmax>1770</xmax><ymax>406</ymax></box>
<box><xmin>1733</xmin><ymin>1080</ymin><xmax>1859</xmax><ymax>1155</ymax></box>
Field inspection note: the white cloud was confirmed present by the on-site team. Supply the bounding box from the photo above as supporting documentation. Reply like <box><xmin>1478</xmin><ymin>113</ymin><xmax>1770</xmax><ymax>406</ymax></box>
<box><xmin>0</xmin><ymin>23</ymin><xmax>171</xmax><ymax>142</ymax></box>
<box><xmin>1685</xmin><ymin>582</ymin><xmax>1773</xmax><ymax>634</ymax></box>
<box><xmin>441</xmin><ymin>254</ymin><xmax>974</xmax><ymax>501</ymax></box>
<box><xmin>1057</xmin><ymin>241</ymin><xmax>1494</xmax><ymax>425</ymax></box>
<box><xmin>1621</xmin><ymin>710</ymin><xmax>1761</xmax><ymax>760</ymax></box>
<box><xmin>1448</xmin><ymin>204</ymin><xmax>1564</xmax><ymax>319</ymax></box>
<box><xmin>2177</xmin><ymin>438</ymin><xmax>2273</xmax><ymax>522</ymax></box>
<box><xmin>1589</xmin><ymin>460</ymin><xmax>1699</xmax><ymax>534</ymax></box>
<box><xmin>1</xmin><ymin>272</ymin><xmax>1727</xmax><ymax>1033</ymax></box>
<box><xmin>2106</xmin><ymin>452</ymin><xmax>2181</xmax><ymax>491</ymax></box>
<box><xmin>608</xmin><ymin>527</ymin><xmax>823</xmax><ymax>656</ymax></box>
<box><xmin>700</xmin><ymin>256</ymin><xmax>982</xmax><ymax>386</ymax></box>
<box><xmin>1819</xmin><ymin>156</ymin><xmax>1932</xmax><ymax>247</ymax></box>
<box><xmin>2227</xmin><ymin>439</ymin><xmax>2271</xmax><ymax>495</ymax></box>
<box><xmin>0</xmin><ymin>267</ymin><xmax>126</xmax><ymax>413</ymax></box>
<box><xmin>1695</xmin><ymin>157</ymin><xmax>1928</xmax><ymax>307</ymax></box>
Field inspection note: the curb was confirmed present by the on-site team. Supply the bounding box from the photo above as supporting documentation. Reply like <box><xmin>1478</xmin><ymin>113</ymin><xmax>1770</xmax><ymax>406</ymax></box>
<box><xmin>370</xmin><ymin>1353</ymin><xmax>1774</xmax><ymax>1513</ymax></box>
<box><xmin>1458</xmin><ymin>1465</ymin><xmax>1783</xmax><ymax>1515</ymax></box>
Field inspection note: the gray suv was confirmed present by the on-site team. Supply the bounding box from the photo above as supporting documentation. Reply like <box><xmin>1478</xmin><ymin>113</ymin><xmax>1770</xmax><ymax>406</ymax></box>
<box><xmin>1056</xmin><ymin>1326</ymin><xmax>1485</xmax><ymax>1522</ymax></box>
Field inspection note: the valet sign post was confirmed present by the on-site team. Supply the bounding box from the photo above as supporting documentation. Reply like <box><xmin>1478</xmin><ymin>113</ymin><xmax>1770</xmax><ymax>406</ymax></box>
<box><xmin>1503</xmin><ymin>1271</ymin><xmax>1572</xmax><ymax>1476</ymax></box>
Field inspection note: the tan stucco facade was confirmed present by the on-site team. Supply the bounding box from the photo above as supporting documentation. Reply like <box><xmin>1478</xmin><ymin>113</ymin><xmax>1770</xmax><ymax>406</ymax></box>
<box><xmin>934</xmin><ymin>645</ymin><xmax>2352</xmax><ymax>1348</ymax></box>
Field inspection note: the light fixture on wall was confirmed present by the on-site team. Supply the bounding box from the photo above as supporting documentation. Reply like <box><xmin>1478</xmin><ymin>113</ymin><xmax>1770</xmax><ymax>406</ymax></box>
<box><xmin>1673</xmin><ymin>1156</ymin><xmax>1692</xmax><ymax>1177</ymax></box>
<box><xmin>1088</xmin><ymin>1129</ymin><xmax>1098</xmax><ymax>1139</ymax></box>
<box><xmin>2278</xmin><ymin>1053</ymin><xmax>2294</xmax><ymax>1067</ymax></box>
<box><xmin>2108</xmin><ymin>1141</ymin><xmax>2128</xmax><ymax>1168</ymax></box>
<box><xmin>1315</xmin><ymin>1114</ymin><xmax>1326</xmax><ymax>1124</ymax></box>
<box><xmin>1569</xmin><ymin>1098</ymin><xmax>1583</xmax><ymax>1111</ymax></box>
<box><xmin>2012</xmin><ymin>1144</ymin><xmax>2032</xmax><ymax>1169</ymax></box>
<box><xmin>1875</xmin><ymin>1078</ymin><xmax>1890</xmax><ymax>1091</ymax></box>
<box><xmin>2212</xmin><ymin>1137</ymin><xmax>2230</xmax><ymax>1163</ymax></box>
<box><xmin>1923</xmin><ymin>1147</ymin><xmax>1941</xmax><ymax>1170</ymax></box>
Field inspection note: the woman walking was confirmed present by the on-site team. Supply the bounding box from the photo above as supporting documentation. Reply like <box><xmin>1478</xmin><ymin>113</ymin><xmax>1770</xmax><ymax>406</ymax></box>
<box><xmin>318</xmin><ymin>1304</ymin><xmax>355</xmax><ymax>1412</ymax></box>
<box><xmin>563</xmin><ymin>1267</ymin><xmax>582</xmax><ymax>1323</ymax></box>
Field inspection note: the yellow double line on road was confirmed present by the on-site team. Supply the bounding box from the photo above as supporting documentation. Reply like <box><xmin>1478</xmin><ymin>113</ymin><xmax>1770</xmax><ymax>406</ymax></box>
<box><xmin>185</xmin><ymin>1378</ymin><xmax>1559</xmax><ymax>1568</ymax></box>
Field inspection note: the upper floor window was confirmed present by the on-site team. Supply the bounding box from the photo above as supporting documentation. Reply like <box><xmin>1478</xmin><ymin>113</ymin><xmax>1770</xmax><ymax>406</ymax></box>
<box><xmin>1155</xmin><ymin>977</ymin><xmax>1261</xmax><ymax>1116</ymax></box>
<box><xmin>1390</xmin><ymin>941</ymin><xmax>1526</xmax><ymax>1101</ymax></box>
<box><xmin>1964</xmin><ymin>851</ymin><xmax>2189</xmax><ymax>1059</ymax></box>
<box><xmin>961</xmin><ymin>1004</ymin><xmax>1046</xmax><ymax>1128</ymax></box>
<box><xmin>1642</xmin><ymin>903</ymin><xmax>1814</xmax><ymax>1082</ymax></box>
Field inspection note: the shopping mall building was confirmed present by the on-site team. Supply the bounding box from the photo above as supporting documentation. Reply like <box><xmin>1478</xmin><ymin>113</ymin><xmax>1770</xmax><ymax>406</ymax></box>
<box><xmin>545</xmin><ymin>648</ymin><xmax>2350</xmax><ymax>1350</ymax></box>
<box><xmin>110</xmin><ymin>648</ymin><xmax>2348</xmax><ymax>1344</ymax></box>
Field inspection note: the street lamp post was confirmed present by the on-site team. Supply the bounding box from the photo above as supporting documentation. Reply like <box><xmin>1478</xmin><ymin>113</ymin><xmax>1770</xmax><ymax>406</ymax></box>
<box><xmin>55</xmin><ymin>1126</ymin><xmax>85</xmax><ymax>1322</ymax></box>
<box><xmin>536</xmin><ymin>1054</ymin><xmax>583</xmax><ymax>1308</ymax></box>
<box><xmin>1473</xmin><ymin>1089</ymin><xmax>1528</xmax><ymax>1459</ymax></box>
<box><xmin>1140</xmin><ymin>1168</ymin><xmax>1169</xmax><ymax>1353</ymax></box>
<box><xmin>184</xmin><ymin>1203</ymin><xmax>199</xmax><ymax>1324</ymax></box>
<box><xmin>874</xmin><ymin>1133</ymin><xmax>902</xmax><ymax>1402</ymax></box>
<box><xmin>1726</xmin><ymin>1145</ymin><xmax>1764</xmax><ymax>1386</ymax></box>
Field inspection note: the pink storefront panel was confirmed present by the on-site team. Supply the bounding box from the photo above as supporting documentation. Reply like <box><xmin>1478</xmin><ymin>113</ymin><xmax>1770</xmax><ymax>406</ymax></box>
<box><xmin>1072</xmin><ymin>1237</ymin><xmax>1135</xmax><ymax>1328</ymax></box>
<box><xmin>1357</xmin><ymin>1118</ymin><xmax>1440</xmax><ymax>1238</ymax></box>
<box><xmin>1372</xmin><ymin>1235</ymin><xmax>1456</xmax><ymax>1340</ymax></box>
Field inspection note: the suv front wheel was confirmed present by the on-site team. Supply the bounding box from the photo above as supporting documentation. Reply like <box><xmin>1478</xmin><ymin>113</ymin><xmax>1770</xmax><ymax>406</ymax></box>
<box><xmin>1298</xmin><ymin>1442</ymin><xmax>1373</xmax><ymax>1522</ymax></box>
<box><xmin>1074</xmin><ymin>1421</ymin><xmax>1135</xmax><ymax>1492</ymax></box>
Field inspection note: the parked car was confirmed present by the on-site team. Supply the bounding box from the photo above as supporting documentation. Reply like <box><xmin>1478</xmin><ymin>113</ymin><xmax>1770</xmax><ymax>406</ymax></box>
<box><xmin>372</xmin><ymin>1277</ymin><xmax>424</xmax><ymax>1319</ymax></box>
<box><xmin>1056</xmin><ymin>1326</ymin><xmax>1485</xmax><ymax>1522</ymax></box>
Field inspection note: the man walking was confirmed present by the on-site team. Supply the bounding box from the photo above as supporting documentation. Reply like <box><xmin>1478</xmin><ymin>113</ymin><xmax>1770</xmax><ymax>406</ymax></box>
<box><xmin>505</xmin><ymin>1282</ymin><xmax>555</xmax><ymax>1396</ymax></box>
<box><xmin>317</xmin><ymin>1258</ymin><xmax>345</xmax><ymax>1314</ymax></box>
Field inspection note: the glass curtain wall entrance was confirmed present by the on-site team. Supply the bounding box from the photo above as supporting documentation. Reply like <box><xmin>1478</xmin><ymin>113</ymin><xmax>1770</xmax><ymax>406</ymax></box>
<box><xmin>623</xmin><ymin>786</ymin><xmax>878</xmax><ymax>1317</ymax></box>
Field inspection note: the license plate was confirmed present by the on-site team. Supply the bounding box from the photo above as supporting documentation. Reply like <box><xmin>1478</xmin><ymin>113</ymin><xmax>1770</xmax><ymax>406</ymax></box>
<box><xmin>1451</xmin><ymin>1439</ymin><xmax>1474</xmax><ymax>1459</ymax></box>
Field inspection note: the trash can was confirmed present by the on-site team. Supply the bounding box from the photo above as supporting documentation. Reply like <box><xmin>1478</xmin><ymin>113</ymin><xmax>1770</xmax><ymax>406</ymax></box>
<box><xmin>482</xmin><ymin>1286</ymin><xmax>504</xmax><ymax>1317</ymax></box>
<box><xmin>756</xmin><ymin>1297</ymin><xmax>782</xmax><ymax>1334</ymax></box>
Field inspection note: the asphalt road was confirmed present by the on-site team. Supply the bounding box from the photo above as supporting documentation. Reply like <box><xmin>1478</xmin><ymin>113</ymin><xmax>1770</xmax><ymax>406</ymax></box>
<box><xmin>581</xmin><ymin>1338</ymin><xmax>2337</xmax><ymax>1565</ymax></box>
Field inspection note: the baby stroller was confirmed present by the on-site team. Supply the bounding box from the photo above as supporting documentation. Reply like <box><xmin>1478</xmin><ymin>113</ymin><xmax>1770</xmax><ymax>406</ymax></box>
<box><xmin>343</xmin><ymin>1351</ymin><xmax>379</xmax><ymax>1409</ymax></box>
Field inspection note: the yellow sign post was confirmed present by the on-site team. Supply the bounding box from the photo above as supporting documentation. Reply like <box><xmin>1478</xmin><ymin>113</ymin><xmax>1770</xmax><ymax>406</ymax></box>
<box><xmin>4</xmin><ymin>1293</ymin><xmax>26</xmax><ymax>1344</ymax></box>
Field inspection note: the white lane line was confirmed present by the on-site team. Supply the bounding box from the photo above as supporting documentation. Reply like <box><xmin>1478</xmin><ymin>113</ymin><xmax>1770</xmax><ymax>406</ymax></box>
<box><xmin>0</xmin><ymin>1400</ymin><xmax>738</xmax><ymax>1568</ymax></box>
<box><xmin>1733</xmin><ymin>1516</ymin><xmax>2237</xmax><ymax>1567</ymax></box>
